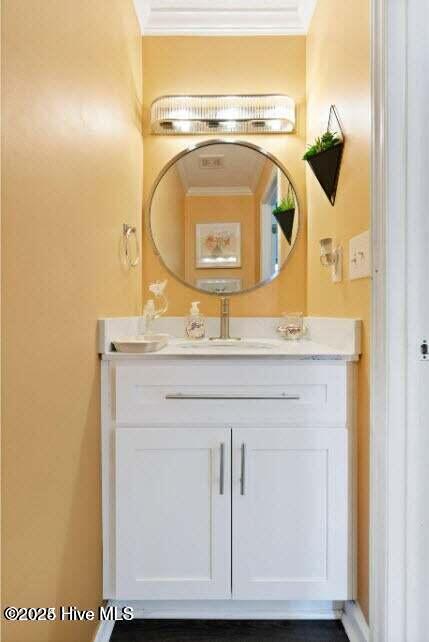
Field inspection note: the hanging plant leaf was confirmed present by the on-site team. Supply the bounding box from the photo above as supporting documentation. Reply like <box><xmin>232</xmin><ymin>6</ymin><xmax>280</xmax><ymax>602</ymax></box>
<box><xmin>273</xmin><ymin>208</ymin><xmax>295</xmax><ymax>245</ymax></box>
<box><xmin>305</xmin><ymin>142</ymin><xmax>344</xmax><ymax>206</ymax></box>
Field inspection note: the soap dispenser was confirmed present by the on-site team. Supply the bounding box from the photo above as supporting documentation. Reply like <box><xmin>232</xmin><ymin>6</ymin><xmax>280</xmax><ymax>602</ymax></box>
<box><xmin>185</xmin><ymin>301</ymin><xmax>206</xmax><ymax>340</ymax></box>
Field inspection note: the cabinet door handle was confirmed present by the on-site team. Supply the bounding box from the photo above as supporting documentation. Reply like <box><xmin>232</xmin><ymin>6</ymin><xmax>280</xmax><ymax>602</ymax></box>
<box><xmin>219</xmin><ymin>442</ymin><xmax>225</xmax><ymax>495</ymax></box>
<box><xmin>165</xmin><ymin>393</ymin><xmax>300</xmax><ymax>400</ymax></box>
<box><xmin>240</xmin><ymin>443</ymin><xmax>247</xmax><ymax>496</ymax></box>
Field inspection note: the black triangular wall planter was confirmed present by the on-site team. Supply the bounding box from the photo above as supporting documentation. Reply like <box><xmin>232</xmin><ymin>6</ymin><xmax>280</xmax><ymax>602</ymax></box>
<box><xmin>273</xmin><ymin>208</ymin><xmax>295</xmax><ymax>244</ymax></box>
<box><xmin>306</xmin><ymin>142</ymin><xmax>344</xmax><ymax>206</ymax></box>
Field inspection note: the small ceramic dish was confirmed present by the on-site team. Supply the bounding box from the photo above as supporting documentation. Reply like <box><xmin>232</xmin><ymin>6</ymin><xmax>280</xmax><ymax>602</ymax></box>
<box><xmin>113</xmin><ymin>334</ymin><xmax>169</xmax><ymax>353</ymax></box>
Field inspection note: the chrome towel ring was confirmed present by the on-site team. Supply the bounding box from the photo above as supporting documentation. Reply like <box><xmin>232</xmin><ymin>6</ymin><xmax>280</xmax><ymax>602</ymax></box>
<box><xmin>122</xmin><ymin>223</ymin><xmax>140</xmax><ymax>268</ymax></box>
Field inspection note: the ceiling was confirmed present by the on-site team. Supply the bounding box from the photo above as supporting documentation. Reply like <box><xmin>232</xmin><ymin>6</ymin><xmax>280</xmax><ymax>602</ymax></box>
<box><xmin>176</xmin><ymin>144</ymin><xmax>268</xmax><ymax>194</ymax></box>
<box><xmin>133</xmin><ymin>0</ymin><xmax>318</xmax><ymax>35</ymax></box>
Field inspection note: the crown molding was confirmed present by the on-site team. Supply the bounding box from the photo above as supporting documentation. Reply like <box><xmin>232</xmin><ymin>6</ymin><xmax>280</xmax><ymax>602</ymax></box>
<box><xmin>187</xmin><ymin>186</ymin><xmax>253</xmax><ymax>196</ymax></box>
<box><xmin>134</xmin><ymin>1</ymin><xmax>317</xmax><ymax>36</ymax></box>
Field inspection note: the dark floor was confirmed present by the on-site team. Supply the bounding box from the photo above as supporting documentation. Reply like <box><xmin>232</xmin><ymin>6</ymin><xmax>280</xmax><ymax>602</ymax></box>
<box><xmin>110</xmin><ymin>619</ymin><xmax>350</xmax><ymax>642</ymax></box>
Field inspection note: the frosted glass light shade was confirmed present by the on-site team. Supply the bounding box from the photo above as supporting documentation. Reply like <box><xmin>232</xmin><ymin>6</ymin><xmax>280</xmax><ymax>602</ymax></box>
<box><xmin>150</xmin><ymin>95</ymin><xmax>295</xmax><ymax>135</ymax></box>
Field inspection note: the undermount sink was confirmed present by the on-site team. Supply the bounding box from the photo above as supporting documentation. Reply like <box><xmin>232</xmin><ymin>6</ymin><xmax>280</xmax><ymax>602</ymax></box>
<box><xmin>177</xmin><ymin>339</ymin><xmax>276</xmax><ymax>350</ymax></box>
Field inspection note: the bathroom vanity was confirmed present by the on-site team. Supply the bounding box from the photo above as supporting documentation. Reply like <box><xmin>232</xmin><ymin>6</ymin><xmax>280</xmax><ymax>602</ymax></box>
<box><xmin>98</xmin><ymin>137</ymin><xmax>363</xmax><ymax>620</ymax></box>
<box><xmin>99</xmin><ymin>316</ymin><xmax>360</xmax><ymax>620</ymax></box>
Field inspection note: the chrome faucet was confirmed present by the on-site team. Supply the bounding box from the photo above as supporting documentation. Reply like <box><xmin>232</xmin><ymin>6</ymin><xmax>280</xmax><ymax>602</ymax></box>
<box><xmin>219</xmin><ymin>297</ymin><xmax>230</xmax><ymax>340</ymax></box>
<box><xmin>210</xmin><ymin>297</ymin><xmax>241</xmax><ymax>341</ymax></box>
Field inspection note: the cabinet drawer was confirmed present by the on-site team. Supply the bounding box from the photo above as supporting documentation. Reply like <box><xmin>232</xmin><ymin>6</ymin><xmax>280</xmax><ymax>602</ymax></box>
<box><xmin>114</xmin><ymin>360</ymin><xmax>348</xmax><ymax>425</ymax></box>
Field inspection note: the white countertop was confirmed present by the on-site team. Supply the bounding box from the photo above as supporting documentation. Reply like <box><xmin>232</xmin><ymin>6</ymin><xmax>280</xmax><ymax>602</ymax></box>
<box><xmin>99</xmin><ymin>316</ymin><xmax>362</xmax><ymax>361</ymax></box>
<box><xmin>101</xmin><ymin>338</ymin><xmax>359</xmax><ymax>361</ymax></box>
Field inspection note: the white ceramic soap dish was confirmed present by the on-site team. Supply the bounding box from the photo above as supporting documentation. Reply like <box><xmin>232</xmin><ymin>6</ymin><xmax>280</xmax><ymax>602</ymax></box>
<box><xmin>113</xmin><ymin>334</ymin><xmax>169</xmax><ymax>353</ymax></box>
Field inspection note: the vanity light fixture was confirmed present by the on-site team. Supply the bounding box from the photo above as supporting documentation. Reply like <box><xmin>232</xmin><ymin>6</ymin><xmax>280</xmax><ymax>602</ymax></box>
<box><xmin>320</xmin><ymin>237</ymin><xmax>342</xmax><ymax>282</ymax></box>
<box><xmin>150</xmin><ymin>95</ymin><xmax>295</xmax><ymax>135</ymax></box>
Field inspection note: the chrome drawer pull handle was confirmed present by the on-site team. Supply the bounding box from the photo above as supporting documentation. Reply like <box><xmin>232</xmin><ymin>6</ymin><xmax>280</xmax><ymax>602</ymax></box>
<box><xmin>240</xmin><ymin>443</ymin><xmax>246</xmax><ymax>496</ymax></box>
<box><xmin>165</xmin><ymin>393</ymin><xmax>300</xmax><ymax>400</ymax></box>
<box><xmin>219</xmin><ymin>443</ymin><xmax>225</xmax><ymax>495</ymax></box>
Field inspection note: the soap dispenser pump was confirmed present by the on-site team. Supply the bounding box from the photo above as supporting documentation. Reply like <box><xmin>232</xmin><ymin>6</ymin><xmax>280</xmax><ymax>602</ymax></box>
<box><xmin>185</xmin><ymin>301</ymin><xmax>206</xmax><ymax>340</ymax></box>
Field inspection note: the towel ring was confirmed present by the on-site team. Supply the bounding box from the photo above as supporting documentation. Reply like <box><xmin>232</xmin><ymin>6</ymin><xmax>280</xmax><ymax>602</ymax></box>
<box><xmin>123</xmin><ymin>223</ymin><xmax>140</xmax><ymax>268</ymax></box>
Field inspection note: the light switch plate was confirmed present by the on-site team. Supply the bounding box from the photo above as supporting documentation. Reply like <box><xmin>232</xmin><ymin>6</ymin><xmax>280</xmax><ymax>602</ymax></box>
<box><xmin>349</xmin><ymin>230</ymin><xmax>371</xmax><ymax>280</ymax></box>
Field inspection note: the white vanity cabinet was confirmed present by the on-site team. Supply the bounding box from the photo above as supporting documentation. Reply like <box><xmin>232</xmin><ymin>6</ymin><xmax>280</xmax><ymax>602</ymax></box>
<box><xmin>115</xmin><ymin>427</ymin><xmax>231</xmax><ymax>600</ymax></box>
<box><xmin>232</xmin><ymin>427</ymin><xmax>348</xmax><ymax>600</ymax></box>
<box><xmin>102</xmin><ymin>356</ymin><xmax>356</xmax><ymax>614</ymax></box>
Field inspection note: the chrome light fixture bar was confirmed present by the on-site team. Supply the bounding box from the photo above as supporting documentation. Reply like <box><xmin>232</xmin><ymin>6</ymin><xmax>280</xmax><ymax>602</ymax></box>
<box><xmin>150</xmin><ymin>94</ymin><xmax>295</xmax><ymax>135</ymax></box>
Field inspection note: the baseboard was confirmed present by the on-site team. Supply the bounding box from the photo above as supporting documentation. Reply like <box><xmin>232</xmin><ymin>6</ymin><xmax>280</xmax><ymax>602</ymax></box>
<box><xmin>92</xmin><ymin>619</ymin><xmax>115</xmax><ymax>642</ymax></box>
<box><xmin>342</xmin><ymin>601</ymin><xmax>369</xmax><ymax>642</ymax></box>
<box><xmin>110</xmin><ymin>599</ymin><xmax>343</xmax><ymax>620</ymax></box>
<box><xmin>91</xmin><ymin>599</ymin><xmax>352</xmax><ymax>641</ymax></box>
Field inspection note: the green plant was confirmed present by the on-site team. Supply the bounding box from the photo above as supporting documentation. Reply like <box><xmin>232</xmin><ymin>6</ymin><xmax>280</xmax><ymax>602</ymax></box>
<box><xmin>303</xmin><ymin>130</ymin><xmax>341</xmax><ymax>160</ymax></box>
<box><xmin>273</xmin><ymin>194</ymin><xmax>295</xmax><ymax>215</ymax></box>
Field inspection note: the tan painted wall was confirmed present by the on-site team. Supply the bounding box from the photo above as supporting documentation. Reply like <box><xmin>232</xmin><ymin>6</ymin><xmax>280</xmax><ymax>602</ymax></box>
<box><xmin>184</xmin><ymin>194</ymin><xmax>256</xmax><ymax>290</ymax></box>
<box><xmin>142</xmin><ymin>36</ymin><xmax>307</xmax><ymax>316</ymax></box>
<box><xmin>151</xmin><ymin>164</ymin><xmax>186</xmax><ymax>278</ymax></box>
<box><xmin>1</xmin><ymin>2</ymin><xmax>143</xmax><ymax>641</ymax></box>
<box><xmin>306</xmin><ymin>0</ymin><xmax>371</xmax><ymax>621</ymax></box>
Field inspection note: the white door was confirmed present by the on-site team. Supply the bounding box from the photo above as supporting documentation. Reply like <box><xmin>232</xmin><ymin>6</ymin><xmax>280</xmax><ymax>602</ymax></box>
<box><xmin>116</xmin><ymin>428</ymin><xmax>231</xmax><ymax>599</ymax></box>
<box><xmin>260</xmin><ymin>168</ymin><xmax>278</xmax><ymax>280</ymax></box>
<box><xmin>232</xmin><ymin>427</ymin><xmax>349</xmax><ymax>600</ymax></box>
<box><xmin>405</xmin><ymin>3</ymin><xmax>429</xmax><ymax>637</ymax></box>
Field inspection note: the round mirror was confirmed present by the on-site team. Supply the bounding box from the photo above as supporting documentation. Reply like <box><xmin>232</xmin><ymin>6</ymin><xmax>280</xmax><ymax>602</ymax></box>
<box><xmin>149</xmin><ymin>140</ymin><xmax>300</xmax><ymax>295</ymax></box>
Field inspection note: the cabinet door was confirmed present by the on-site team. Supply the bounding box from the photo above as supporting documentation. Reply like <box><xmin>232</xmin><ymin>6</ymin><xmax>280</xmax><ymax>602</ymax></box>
<box><xmin>116</xmin><ymin>428</ymin><xmax>231</xmax><ymax>599</ymax></box>
<box><xmin>232</xmin><ymin>427</ymin><xmax>349</xmax><ymax>600</ymax></box>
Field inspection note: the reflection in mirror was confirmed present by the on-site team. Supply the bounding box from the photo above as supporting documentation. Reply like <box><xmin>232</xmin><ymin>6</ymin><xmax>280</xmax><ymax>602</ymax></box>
<box><xmin>149</xmin><ymin>142</ymin><xmax>299</xmax><ymax>295</ymax></box>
